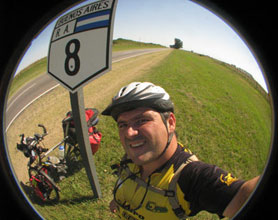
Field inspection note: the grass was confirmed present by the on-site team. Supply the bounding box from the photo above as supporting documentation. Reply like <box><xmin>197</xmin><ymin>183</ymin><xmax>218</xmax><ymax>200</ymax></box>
<box><xmin>137</xmin><ymin>50</ymin><xmax>271</xmax><ymax>179</ymax></box>
<box><xmin>112</xmin><ymin>38</ymin><xmax>165</xmax><ymax>52</ymax></box>
<box><xmin>9</xmin><ymin>57</ymin><xmax>47</xmax><ymax>98</ymax></box>
<box><xmin>6</xmin><ymin>48</ymin><xmax>272</xmax><ymax>219</ymax></box>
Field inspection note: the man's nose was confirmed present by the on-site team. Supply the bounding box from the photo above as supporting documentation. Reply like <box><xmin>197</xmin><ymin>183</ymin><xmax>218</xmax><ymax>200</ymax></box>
<box><xmin>126</xmin><ymin>125</ymin><xmax>139</xmax><ymax>138</ymax></box>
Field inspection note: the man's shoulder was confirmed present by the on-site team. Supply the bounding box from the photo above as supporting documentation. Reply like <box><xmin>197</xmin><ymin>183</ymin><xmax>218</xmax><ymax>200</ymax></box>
<box><xmin>171</xmin><ymin>145</ymin><xmax>197</xmax><ymax>171</ymax></box>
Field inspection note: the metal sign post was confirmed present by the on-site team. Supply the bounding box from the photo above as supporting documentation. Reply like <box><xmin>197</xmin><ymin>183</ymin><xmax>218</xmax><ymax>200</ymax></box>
<box><xmin>70</xmin><ymin>89</ymin><xmax>101</xmax><ymax>198</ymax></box>
<box><xmin>47</xmin><ymin>0</ymin><xmax>118</xmax><ymax>198</ymax></box>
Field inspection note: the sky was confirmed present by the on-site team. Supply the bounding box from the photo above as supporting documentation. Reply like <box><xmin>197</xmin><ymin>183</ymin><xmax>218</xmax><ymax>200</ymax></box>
<box><xmin>15</xmin><ymin>0</ymin><xmax>268</xmax><ymax>92</ymax></box>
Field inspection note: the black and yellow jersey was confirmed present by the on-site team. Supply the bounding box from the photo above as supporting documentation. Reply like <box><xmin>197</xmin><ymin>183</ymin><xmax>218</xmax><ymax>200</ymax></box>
<box><xmin>113</xmin><ymin>144</ymin><xmax>244</xmax><ymax>219</ymax></box>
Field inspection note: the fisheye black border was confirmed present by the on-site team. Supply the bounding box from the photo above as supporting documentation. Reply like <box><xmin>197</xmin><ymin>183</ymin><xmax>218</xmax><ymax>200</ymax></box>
<box><xmin>0</xmin><ymin>1</ymin><xmax>277</xmax><ymax>219</ymax></box>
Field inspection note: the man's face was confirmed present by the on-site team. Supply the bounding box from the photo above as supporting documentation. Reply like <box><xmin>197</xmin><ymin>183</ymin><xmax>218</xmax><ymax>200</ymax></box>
<box><xmin>117</xmin><ymin>108</ymin><xmax>170</xmax><ymax>166</ymax></box>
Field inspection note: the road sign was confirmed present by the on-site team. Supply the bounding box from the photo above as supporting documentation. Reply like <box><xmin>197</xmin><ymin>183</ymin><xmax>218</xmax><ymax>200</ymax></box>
<box><xmin>48</xmin><ymin>0</ymin><xmax>117</xmax><ymax>92</ymax></box>
<box><xmin>47</xmin><ymin>0</ymin><xmax>118</xmax><ymax>199</ymax></box>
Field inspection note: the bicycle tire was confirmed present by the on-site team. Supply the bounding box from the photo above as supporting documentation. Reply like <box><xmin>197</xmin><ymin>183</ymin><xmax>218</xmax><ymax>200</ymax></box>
<box><xmin>29</xmin><ymin>167</ymin><xmax>60</xmax><ymax>202</ymax></box>
<box><xmin>65</xmin><ymin>142</ymin><xmax>80</xmax><ymax>161</ymax></box>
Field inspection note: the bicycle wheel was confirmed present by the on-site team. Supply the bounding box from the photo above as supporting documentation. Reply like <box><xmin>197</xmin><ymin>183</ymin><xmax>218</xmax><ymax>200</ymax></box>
<box><xmin>29</xmin><ymin>167</ymin><xmax>45</xmax><ymax>201</ymax></box>
<box><xmin>29</xmin><ymin>167</ymin><xmax>60</xmax><ymax>202</ymax></box>
<box><xmin>44</xmin><ymin>179</ymin><xmax>60</xmax><ymax>202</ymax></box>
<box><xmin>28</xmin><ymin>167</ymin><xmax>39</xmax><ymax>179</ymax></box>
<box><xmin>65</xmin><ymin>142</ymin><xmax>80</xmax><ymax>162</ymax></box>
<box><xmin>39</xmin><ymin>169</ymin><xmax>60</xmax><ymax>202</ymax></box>
<box><xmin>64</xmin><ymin>142</ymin><xmax>83</xmax><ymax>175</ymax></box>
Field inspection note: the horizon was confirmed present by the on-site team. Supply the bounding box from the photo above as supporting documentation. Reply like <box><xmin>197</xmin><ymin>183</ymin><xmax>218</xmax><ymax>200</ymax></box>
<box><xmin>16</xmin><ymin>38</ymin><xmax>267</xmax><ymax>94</ymax></box>
<box><xmin>14</xmin><ymin>0</ymin><xmax>268</xmax><ymax>92</ymax></box>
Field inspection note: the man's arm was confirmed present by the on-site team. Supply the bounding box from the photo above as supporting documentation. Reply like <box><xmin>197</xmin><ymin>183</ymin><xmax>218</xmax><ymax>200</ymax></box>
<box><xmin>223</xmin><ymin>176</ymin><xmax>260</xmax><ymax>218</ymax></box>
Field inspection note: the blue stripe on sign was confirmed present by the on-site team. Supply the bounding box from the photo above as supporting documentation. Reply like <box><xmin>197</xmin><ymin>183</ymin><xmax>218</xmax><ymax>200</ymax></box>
<box><xmin>77</xmin><ymin>10</ymin><xmax>111</xmax><ymax>22</ymax></box>
<box><xmin>75</xmin><ymin>20</ymin><xmax>109</xmax><ymax>32</ymax></box>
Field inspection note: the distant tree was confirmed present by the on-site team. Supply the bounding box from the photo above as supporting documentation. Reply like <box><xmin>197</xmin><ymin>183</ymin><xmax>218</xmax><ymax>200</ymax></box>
<box><xmin>170</xmin><ymin>38</ymin><xmax>183</xmax><ymax>49</ymax></box>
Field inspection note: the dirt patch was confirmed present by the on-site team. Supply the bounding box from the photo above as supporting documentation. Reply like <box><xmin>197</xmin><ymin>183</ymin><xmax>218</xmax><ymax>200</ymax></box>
<box><xmin>5</xmin><ymin>49</ymin><xmax>172</xmax><ymax>183</ymax></box>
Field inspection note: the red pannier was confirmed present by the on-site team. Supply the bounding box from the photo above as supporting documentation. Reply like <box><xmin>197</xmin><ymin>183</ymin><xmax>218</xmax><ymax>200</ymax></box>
<box><xmin>62</xmin><ymin>108</ymin><xmax>102</xmax><ymax>154</ymax></box>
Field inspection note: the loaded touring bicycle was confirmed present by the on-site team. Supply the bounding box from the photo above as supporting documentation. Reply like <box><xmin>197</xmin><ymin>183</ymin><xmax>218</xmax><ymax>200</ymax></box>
<box><xmin>17</xmin><ymin>108</ymin><xmax>102</xmax><ymax>202</ymax></box>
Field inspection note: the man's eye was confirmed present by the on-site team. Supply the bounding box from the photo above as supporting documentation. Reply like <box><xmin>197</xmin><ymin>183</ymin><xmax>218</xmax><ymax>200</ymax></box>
<box><xmin>118</xmin><ymin>123</ymin><xmax>127</xmax><ymax>129</ymax></box>
<box><xmin>136</xmin><ymin>118</ymin><xmax>148</xmax><ymax>126</ymax></box>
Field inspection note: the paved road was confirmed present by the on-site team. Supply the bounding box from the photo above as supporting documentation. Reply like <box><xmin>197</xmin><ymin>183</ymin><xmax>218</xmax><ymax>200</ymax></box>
<box><xmin>5</xmin><ymin>48</ymin><xmax>166</xmax><ymax>131</ymax></box>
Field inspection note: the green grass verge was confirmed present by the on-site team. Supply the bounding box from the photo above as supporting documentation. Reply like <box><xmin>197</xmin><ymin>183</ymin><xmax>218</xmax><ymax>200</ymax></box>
<box><xmin>137</xmin><ymin>50</ymin><xmax>271</xmax><ymax>178</ymax></box>
<box><xmin>112</xmin><ymin>38</ymin><xmax>165</xmax><ymax>52</ymax></box>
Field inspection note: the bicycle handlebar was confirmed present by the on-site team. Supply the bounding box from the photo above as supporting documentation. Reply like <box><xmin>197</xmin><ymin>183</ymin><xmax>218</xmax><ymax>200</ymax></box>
<box><xmin>38</xmin><ymin>124</ymin><xmax>48</xmax><ymax>137</ymax></box>
<box><xmin>19</xmin><ymin>133</ymin><xmax>25</xmax><ymax>143</ymax></box>
<box><xmin>19</xmin><ymin>124</ymin><xmax>48</xmax><ymax>146</ymax></box>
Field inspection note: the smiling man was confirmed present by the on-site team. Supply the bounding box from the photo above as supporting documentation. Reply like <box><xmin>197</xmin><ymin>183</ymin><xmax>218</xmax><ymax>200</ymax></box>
<box><xmin>102</xmin><ymin>82</ymin><xmax>259</xmax><ymax>219</ymax></box>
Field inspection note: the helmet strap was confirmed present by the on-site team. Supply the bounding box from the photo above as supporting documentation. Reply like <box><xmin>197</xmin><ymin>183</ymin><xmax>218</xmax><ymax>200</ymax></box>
<box><xmin>157</xmin><ymin>112</ymin><xmax>174</xmax><ymax>160</ymax></box>
<box><xmin>157</xmin><ymin>132</ymin><xmax>174</xmax><ymax>160</ymax></box>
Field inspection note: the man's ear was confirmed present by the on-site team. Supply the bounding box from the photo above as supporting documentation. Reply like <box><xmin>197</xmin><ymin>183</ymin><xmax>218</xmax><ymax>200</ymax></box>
<box><xmin>167</xmin><ymin>112</ymin><xmax>176</xmax><ymax>133</ymax></box>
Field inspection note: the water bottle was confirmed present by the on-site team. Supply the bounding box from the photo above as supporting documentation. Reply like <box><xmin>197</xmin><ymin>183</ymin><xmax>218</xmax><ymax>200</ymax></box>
<box><xmin>58</xmin><ymin>145</ymin><xmax>65</xmax><ymax>160</ymax></box>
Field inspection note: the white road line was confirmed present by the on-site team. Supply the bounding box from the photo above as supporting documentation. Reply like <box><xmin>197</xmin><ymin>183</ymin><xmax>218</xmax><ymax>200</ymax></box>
<box><xmin>5</xmin><ymin>84</ymin><xmax>60</xmax><ymax>132</ymax></box>
<box><xmin>5</xmin><ymin>49</ymin><xmax>165</xmax><ymax>132</ymax></box>
<box><xmin>6</xmin><ymin>83</ymin><xmax>36</xmax><ymax>111</ymax></box>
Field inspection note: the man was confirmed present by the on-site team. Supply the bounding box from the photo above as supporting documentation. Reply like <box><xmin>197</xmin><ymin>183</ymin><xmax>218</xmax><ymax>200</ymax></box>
<box><xmin>102</xmin><ymin>82</ymin><xmax>259</xmax><ymax>219</ymax></box>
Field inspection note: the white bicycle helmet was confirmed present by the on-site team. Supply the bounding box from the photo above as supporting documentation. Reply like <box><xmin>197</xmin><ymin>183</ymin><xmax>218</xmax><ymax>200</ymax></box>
<box><xmin>102</xmin><ymin>82</ymin><xmax>174</xmax><ymax>120</ymax></box>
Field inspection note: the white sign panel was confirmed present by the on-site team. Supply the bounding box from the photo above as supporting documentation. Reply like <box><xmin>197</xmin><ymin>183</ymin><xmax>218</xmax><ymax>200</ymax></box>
<box><xmin>48</xmin><ymin>0</ymin><xmax>117</xmax><ymax>92</ymax></box>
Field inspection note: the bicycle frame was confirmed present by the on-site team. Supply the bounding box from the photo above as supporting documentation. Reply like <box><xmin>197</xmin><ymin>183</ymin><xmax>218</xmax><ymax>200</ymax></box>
<box><xmin>29</xmin><ymin>165</ymin><xmax>60</xmax><ymax>202</ymax></box>
<box><xmin>40</xmin><ymin>137</ymin><xmax>67</xmax><ymax>160</ymax></box>
<box><xmin>17</xmin><ymin>123</ymin><xmax>81</xmax><ymax>202</ymax></box>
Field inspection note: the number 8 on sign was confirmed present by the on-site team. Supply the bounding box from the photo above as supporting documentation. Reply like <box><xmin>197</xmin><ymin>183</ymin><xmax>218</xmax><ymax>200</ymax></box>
<box><xmin>48</xmin><ymin>0</ymin><xmax>118</xmax><ymax>93</ymax></box>
<box><xmin>65</xmin><ymin>39</ymin><xmax>81</xmax><ymax>76</ymax></box>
